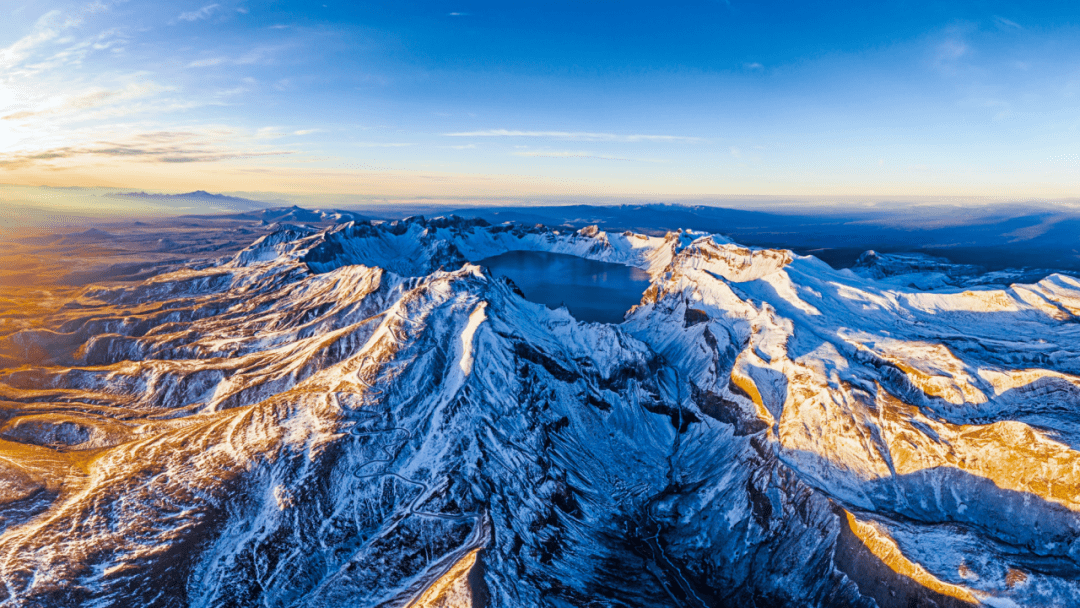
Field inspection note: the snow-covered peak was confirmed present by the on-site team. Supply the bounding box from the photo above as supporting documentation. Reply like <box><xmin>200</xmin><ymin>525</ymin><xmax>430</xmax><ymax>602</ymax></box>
<box><xmin>671</xmin><ymin>237</ymin><xmax>794</xmax><ymax>282</ymax></box>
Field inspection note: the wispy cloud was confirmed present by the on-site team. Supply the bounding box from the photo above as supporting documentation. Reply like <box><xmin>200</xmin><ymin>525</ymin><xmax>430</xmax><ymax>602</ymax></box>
<box><xmin>993</xmin><ymin>16</ymin><xmax>1022</xmax><ymax>30</ymax></box>
<box><xmin>177</xmin><ymin>4</ymin><xmax>220</xmax><ymax>23</ymax></box>
<box><xmin>936</xmin><ymin>39</ymin><xmax>968</xmax><ymax>62</ymax></box>
<box><xmin>186</xmin><ymin>47</ymin><xmax>272</xmax><ymax>68</ymax></box>
<box><xmin>930</xmin><ymin>36</ymin><xmax>971</xmax><ymax>75</ymax></box>
<box><xmin>255</xmin><ymin>126</ymin><xmax>283</xmax><ymax>139</ymax></box>
<box><xmin>187</xmin><ymin>56</ymin><xmax>224</xmax><ymax>67</ymax></box>
<box><xmin>0</xmin><ymin>146</ymin><xmax>289</xmax><ymax>167</ymax></box>
<box><xmin>512</xmin><ymin>150</ymin><xmax>666</xmax><ymax>162</ymax></box>
<box><xmin>3</xmin><ymin>82</ymin><xmax>172</xmax><ymax>121</ymax></box>
<box><xmin>0</xmin><ymin>10</ymin><xmax>81</xmax><ymax>70</ymax></box>
<box><xmin>444</xmin><ymin>129</ymin><xmax>703</xmax><ymax>143</ymax></box>
<box><xmin>0</xmin><ymin>6</ymin><xmax>316</xmax><ymax>180</ymax></box>
<box><xmin>0</xmin><ymin>129</ymin><xmax>293</xmax><ymax>168</ymax></box>
<box><xmin>24</xmin><ymin>28</ymin><xmax>128</xmax><ymax>72</ymax></box>
<box><xmin>0</xmin><ymin>9</ymin><xmax>140</xmax><ymax>87</ymax></box>
<box><xmin>963</xmin><ymin>97</ymin><xmax>1012</xmax><ymax>121</ymax></box>
<box><xmin>254</xmin><ymin>127</ymin><xmax>325</xmax><ymax>139</ymax></box>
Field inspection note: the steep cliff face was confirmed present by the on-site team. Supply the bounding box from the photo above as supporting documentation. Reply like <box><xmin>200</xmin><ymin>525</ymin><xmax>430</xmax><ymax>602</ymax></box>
<box><xmin>1</xmin><ymin>215</ymin><xmax>1079</xmax><ymax>607</ymax></box>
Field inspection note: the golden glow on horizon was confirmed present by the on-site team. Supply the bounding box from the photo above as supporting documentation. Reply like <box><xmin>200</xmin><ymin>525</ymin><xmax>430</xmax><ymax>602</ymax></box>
<box><xmin>4</xmin><ymin>160</ymin><xmax>1080</xmax><ymax>200</ymax></box>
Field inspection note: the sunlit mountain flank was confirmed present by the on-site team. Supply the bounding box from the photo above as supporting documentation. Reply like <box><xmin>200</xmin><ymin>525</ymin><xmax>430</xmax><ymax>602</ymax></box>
<box><xmin>3</xmin><ymin>1</ymin><xmax>1080</xmax><ymax>607</ymax></box>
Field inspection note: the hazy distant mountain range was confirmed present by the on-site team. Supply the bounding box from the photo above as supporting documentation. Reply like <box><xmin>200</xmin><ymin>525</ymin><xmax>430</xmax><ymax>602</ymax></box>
<box><xmin>111</xmin><ymin>189</ymin><xmax>272</xmax><ymax>212</ymax></box>
<box><xmin>444</xmin><ymin>203</ymin><xmax>1080</xmax><ymax>272</ymax></box>
<box><xmin>2</xmin><ymin>212</ymin><xmax>1080</xmax><ymax>606</ymax></box>
<box><xmin>92</xmin><ymin>191</ymin><xmax>1080</xmax><ymax>272</ymax></box>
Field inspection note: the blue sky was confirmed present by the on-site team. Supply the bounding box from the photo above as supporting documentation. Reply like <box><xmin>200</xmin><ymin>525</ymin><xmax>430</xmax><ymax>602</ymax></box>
<box><xmin>1</xmin><ymin>0</ymin><xmax>1079</xmax><ymax>199</ymax></box>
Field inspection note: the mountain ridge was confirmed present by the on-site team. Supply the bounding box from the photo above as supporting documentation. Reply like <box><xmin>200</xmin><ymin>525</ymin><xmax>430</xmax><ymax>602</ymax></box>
<box><xmin>0</xmin><ymin>215</ymin><xmax>1078</xmax><ymax>606</ymax></box>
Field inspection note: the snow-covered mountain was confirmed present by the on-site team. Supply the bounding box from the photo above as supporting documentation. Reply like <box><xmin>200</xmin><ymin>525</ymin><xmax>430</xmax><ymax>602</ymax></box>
<box><xmin>2</xmin><ymin>215</ymin><xmax>1080</xmax><ymax>607</ymax></box>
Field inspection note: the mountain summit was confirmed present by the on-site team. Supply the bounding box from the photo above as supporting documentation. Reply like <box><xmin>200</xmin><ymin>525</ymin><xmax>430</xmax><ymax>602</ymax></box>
<box><xmin>2</xmin><ymin>215</ymin><xmax>1079</xmax><ymax>607</ymax></box>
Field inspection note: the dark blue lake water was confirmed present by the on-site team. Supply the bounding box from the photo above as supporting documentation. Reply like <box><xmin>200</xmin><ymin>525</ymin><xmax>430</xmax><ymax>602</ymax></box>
<box><xmin>476</xmin><ymin>250</ymin><xmax>651</xmax><ymax>324</ymax></box>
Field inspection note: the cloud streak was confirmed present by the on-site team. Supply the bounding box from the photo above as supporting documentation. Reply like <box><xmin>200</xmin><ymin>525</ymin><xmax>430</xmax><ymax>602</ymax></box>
<box><xmin>994</xmin><ymin>16</ymin><xmax>1022</xmax><ymax>29</ymax></box>
<box><xmin>3</xmin><ymin>82</ymin><xmax>172</xmax><ymax>121</ymax></box>
<box><xmin>0</xmin><ymin>130</ymin><xmax>293</xmax><ymax>169</ymax></box>
<box><xmin>512</xmin><ymin>150</ymin><xmax>666</xmax><ymax>162</ymax></box>
<box><xmin>0</xmin><ymin>145</ymin><xmax>291</xmax><ymax>168</ymax></box>
<box><xmin>444</xmin><ymin>129</ymin><xmax>703</xmax><ymax>143</ymax></box>
<box><xmin>177</xmin><ymin>4</ymin><xmax>220</xmax><ymax>23</ymax></box>
<box><xmin>186</xmin><ymin>47</ymin><xmax>272</xmax><ymax>68</ymax></box>
<box><xmin>0</xmin><ymin>10</ymin><xmax>81</xmax><ymax>70</ymax></box>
